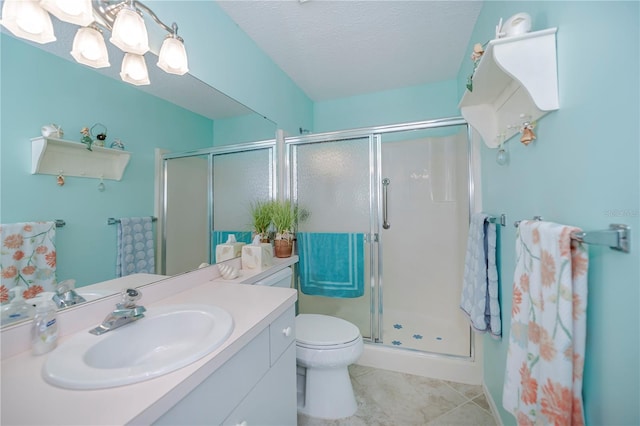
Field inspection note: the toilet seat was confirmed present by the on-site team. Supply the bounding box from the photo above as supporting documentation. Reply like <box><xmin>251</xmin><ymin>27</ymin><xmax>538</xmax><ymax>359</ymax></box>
<box><xmin>296</xmin><ymin>314</ymin><xmax>361</xmax><ymax>349</ymax></box>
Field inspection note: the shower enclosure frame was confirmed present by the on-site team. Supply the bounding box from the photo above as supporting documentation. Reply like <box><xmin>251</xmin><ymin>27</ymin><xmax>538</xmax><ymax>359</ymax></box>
<box><xmin>284</xmin><ymin>116</ymin><xmax>476</xmax><ymax>360</ymax></box>
<box><xmin>160</xmin><ymin>139</ymin><xmax>277</xmax><ymax>274</ymax></box>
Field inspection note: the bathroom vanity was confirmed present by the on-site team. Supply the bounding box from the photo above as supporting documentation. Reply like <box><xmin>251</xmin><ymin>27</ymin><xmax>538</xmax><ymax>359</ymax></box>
<box><xmin>0</xmin><ymin>258</ymin><xmax>298</xmax><ymax>425</ymax></box>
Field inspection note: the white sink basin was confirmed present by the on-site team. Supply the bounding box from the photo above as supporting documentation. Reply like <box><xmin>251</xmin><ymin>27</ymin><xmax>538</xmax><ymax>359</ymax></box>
<box><xmin>42</xmin><ymin>304</ymin><xmax>234</xmax><ymax>389</ymax></box>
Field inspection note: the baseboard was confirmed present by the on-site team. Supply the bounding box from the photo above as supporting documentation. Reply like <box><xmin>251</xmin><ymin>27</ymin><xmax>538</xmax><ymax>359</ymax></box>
<box><xmin>482</xmin><ymin>382</ymin><xmax>504</xmax><ymax>426</ymax></box>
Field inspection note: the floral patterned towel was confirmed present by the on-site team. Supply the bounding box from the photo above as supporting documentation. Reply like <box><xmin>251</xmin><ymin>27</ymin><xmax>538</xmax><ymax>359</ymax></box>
<box><xmin>503</xmin><ymin>221</ymin><xmax>588</xmax><ymax>426</ymax></box>
<box><xmin>1</xmin><ymin>222</ymin><xmax>57</xmax><ymax>302</ymax></box>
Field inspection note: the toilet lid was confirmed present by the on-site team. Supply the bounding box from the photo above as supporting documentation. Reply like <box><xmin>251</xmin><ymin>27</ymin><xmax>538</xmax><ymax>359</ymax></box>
<box><xmin>296</xmin><ymin>314</ymin><xmax>361</xmax><ymax>346</ymax></box>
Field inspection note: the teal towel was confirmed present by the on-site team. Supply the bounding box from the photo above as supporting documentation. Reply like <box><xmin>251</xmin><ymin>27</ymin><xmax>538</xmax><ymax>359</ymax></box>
<box><xmin>297</xmin><ymin>232</ymin><xmax>365</xmax><ymax>298</ymax></box>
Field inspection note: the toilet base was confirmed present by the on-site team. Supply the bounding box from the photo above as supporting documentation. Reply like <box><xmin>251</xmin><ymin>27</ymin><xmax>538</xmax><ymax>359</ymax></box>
<box><xmin>297</xmin><ymin>365</ymin><xmax>358</xmax><ymax>419</ymax></box>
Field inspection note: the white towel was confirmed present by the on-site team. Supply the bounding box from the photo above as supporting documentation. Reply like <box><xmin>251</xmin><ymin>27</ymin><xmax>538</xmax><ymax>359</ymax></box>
<box><xmin>503</xmin><ymin>221</ymin><xmax>588</xmax><ymax>425</ymax></box>
<box><xmin>460</xmin><ymin>213</ymin><xmax>501</xmax><ymax>338</ymax></box>
<box><xmin>116</xmin><ymin>217</ymin><xmax>155</xmax><ymax>277</ymax></box>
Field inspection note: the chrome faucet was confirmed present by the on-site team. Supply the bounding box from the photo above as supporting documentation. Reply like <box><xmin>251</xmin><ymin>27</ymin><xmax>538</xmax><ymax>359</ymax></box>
<box><xmin>89</xmin><ymin>288</ymin><xmax>146</xmax><ymax>335</ymax></box>
<box><xmin>52</xmin><ymin>279</ymin><xmax>86</xmax><ymax>308</ymax></box>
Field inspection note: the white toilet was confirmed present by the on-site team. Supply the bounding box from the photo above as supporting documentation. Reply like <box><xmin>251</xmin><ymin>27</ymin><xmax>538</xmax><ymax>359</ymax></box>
<box><xmin>253</xmin><ymin>267</ymin><xmax>364</xmax><ymax>419</ymax></box>
<box><xmin>295</xmin><ymin>313</ymin><xmax>363</xmax><ymax>419</ymax></box>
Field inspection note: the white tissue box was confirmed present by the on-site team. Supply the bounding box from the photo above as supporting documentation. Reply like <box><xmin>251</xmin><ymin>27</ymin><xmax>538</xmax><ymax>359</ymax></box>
<box><xmin>241</xmin><ymin>243</ymin><xmax>274</xmax><ymax>269</ymax></box>
<box><xmin>215</xmin><ymin>242</ymin><xmax>246</xmax><ymax>263</ymax></box>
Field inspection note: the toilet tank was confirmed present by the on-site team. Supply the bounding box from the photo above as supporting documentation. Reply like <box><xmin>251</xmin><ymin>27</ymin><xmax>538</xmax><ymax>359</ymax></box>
<box><xmin>253</xmin><ymin>267</ymin><xmax>292</xmax><ymax>288</ymax></box>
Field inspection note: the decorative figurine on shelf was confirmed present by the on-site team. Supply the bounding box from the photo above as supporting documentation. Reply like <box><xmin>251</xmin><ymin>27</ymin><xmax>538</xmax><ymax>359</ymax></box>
<box><xmin>41</xmin><ymin>123</ymin><xmax>64</xmax><ymax>138</ymax></box>
<box><xmin>91</xmin><ymin>123</ymin><xmax>107</xmax><ymax>147</ymax></box>
<box><xmin>110</xmin><ymin>139</ymin><xmax>125</xmax><ymax>151</ymax></box>
<box><xmin>466</xmin><ymin>43</ymin><xmax>485</xmax><ymax>92</ymax></box>
<box><xmin>80</xmin><ymin>127</ymin><xmax>93</xmax><ymax>151</ymax></box>
<box><xmin>520</xmin><ymin>122</ymin><xmax>537</xmax><ymax>145</ymax></box>
<box><xmin>57</xmin><ymin>172</ymin><xmax>65</xmax><ymax>186</ymax></box>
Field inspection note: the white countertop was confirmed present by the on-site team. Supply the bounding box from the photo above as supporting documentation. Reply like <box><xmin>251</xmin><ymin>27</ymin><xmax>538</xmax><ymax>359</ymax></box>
<box><xmin>1</xmin><ymin>265</ymin><xmax>297</xmax><ymax>425</ymax></box>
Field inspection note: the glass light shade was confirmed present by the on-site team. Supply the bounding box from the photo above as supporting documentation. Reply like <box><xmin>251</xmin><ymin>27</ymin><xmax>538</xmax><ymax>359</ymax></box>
<box><xmin>157</xmin><ymin>36</ymin><xmax>189</xmax><ymax>75</ymax></box>
<box><xmin>496</xmin><ymin>145</ymin><xmax>509</xmax><ymax>166</ymax></box>
<box><xmin>109</xmin><ymin>6</ymin><xmax>149</xmax><ymax>55</ymax></box>
<box><xmin>120</xmin><ymin>53</ymin><xmax>150</xmax><ymax>86</ymax></box>
<box><xmin>39</xmin><ymin>0</ymin><xmax>94</xmax><ymax>26</ymax></box>
<box><xmin>70</xmin><ymin>27</ymin><xmax>110</xmax><ymax>68</ymax></box>
<box><xmin>0</xmin><ymin>0</ymin><xmax>56</xmax><ymax>44</ymax></box>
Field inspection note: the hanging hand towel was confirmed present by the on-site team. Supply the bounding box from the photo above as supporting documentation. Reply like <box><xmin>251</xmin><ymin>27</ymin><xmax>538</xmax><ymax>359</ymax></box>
<box><xmin>116</xmin><ymin>217</ymin><xmax>155</xmax><ymax>277</ymax></box>
<box><xmin>460</xmin><ymin>213</ymin><xmax>501</xmax><ymax>338</ymax></box>
<box><xmin>1</xmin><ymin>222</ymin><xmax>57</xmax><ymax>300</ymax></box>
<box><xmin>503</xmin><ymin>221</ymin><xmax>588</xmax><ymax>425</ymax></box>
<box><xmin>297</xmin><ymin>232</ymin><xmax>365</xmax><ymax>298</ymax></box>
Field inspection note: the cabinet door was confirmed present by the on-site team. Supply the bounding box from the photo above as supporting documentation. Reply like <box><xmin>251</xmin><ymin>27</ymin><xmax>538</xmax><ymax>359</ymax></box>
<box><xmin>154</xmin><ymin>330</ymin><xmax>270</xmax><ymax>426</ymax></box>
<box><xmin>223</xmin><ymin>343</ymin><xmax>297</xmax><ymax>426</ymax></box>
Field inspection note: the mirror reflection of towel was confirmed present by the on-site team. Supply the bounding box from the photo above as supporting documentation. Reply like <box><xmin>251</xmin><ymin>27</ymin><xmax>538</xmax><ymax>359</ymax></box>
<box><xmin>297</xmin><ymin>232</ymin><xmax>364</xmax><ymax>298</ymax></box>
<box><xmin>116</xmin><ymin>217</ymin><xmax>155</xmax><ymax>277</ymax></box>
<box><xmin>0</xmin><ymin>221</ymin><xmax>57</xmax><ymax>297</ymax></box>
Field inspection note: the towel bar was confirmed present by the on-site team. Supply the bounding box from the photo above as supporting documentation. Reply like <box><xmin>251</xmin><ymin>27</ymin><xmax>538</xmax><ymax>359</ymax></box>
<box><xmin>571</xmin><ymin>224</ymin><xmax>630</xmax><ymax>253</ymax></box>
<box><xmin>514</xmin><ymin>218</ymin><xmax>630</xmax><ymax>253</ymax></box>
<box><xmin>107</xmin><ymin>217</ymin><xmax>157</xmax><ymax>225</ymax></box>
<box><xmin>487</xmin><ymin>214</ymin><xmax>506</xmax><ymax>227</ymax></box>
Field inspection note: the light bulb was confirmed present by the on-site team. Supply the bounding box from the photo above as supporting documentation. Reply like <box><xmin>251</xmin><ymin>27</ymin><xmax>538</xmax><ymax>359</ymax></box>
<box><xmin>40</xmin><ymin>0</ymin><xmax>94</xmax><ymax>26</ymax></box>
<box><xmin>109</xmin><ymin>5</ymin><xmax>149</xmax><ymax>55</ymax></box>
<box><xmin>120</xmin><ymin>53</ymin><xmax>150</xmax><ymax>85</ymax></box>
<box><xmin>0</xmin><ymin>0</ymin><xmax>56</xmax><ymax>43</ymax></box>
<box><xmin>157</xmin><ymin>36</ymin><xmax>189</xmax><ymax>75</ymax></box>
<box><xmin>71</xmin><ymin>26</ymin><xmax>110</xmax><ymax>68</ymax></box>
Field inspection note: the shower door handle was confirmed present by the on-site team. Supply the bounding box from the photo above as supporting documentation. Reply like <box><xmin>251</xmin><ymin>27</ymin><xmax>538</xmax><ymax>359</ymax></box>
<box><xmin>382</xmin><ymin>178</ymin><xmax>391</xmax><ymax>229</ymax></box>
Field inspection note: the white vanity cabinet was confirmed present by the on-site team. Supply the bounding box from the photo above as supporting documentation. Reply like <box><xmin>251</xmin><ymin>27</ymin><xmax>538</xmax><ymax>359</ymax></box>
<box><xmin>154</xmin><ymin>306</ymin><xmax>297</xmax><ymax>426</ymax></box>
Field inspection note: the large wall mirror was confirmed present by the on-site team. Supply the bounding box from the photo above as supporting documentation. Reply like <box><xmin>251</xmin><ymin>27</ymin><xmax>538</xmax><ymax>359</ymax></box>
<box><xmin>0</xmin><ymin>18</ymin><xmax>277</xmax><ymax>327</ymax></box>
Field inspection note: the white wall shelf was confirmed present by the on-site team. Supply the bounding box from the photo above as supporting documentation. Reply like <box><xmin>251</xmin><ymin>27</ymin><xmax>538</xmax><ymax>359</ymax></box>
<box><xmin>31</xmin><ymin>136</ymin><xmax>131</xmax><ymax>181</ymax></box>
<box><xmin>459</xmin><ymin>28</ymin><xmax>559</xmax><ymax>148</ymax></box>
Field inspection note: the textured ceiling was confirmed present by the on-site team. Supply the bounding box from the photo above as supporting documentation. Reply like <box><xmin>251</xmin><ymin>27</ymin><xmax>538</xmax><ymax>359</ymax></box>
<box><xmin>217</xmin><ymin>0</ymin><xmax>484</xmax><ymax>101</ymax></box>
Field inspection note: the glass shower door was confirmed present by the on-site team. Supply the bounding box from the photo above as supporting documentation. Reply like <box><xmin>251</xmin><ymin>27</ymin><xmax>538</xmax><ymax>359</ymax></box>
<box><xmin>290</xmin><ymin>136</ymin><xmax>378</xmax><ymax>340</ymax></box>
<box><xmin>163</xmin><ymin>154</ymin><xmax>209</xmax><ymax>276</ymax></box>
<box><xmin>211</xmin><ymin>148</ymin><xmax>274</xmax><ymax>260</ymax></box>
<box><xmin>378</xmin><ymin>128</ymin><xmax>470</xmax><ymax>356</ymax></box>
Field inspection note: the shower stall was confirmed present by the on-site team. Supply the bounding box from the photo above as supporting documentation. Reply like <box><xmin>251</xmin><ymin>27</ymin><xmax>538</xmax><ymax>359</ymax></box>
<box><xmin>160</xmin><ymin>141</ymin><xmax>276</xmax><ymax>276</ymax></box>
<box><xmin>286</xmin><ymin>118</ymin><xmax>474</xmax><ymax>364</ymax></box>
<box><xmin>159</xmin><ymin>117</ymin><xmax>479</xmax><ymax>382</ymax></box>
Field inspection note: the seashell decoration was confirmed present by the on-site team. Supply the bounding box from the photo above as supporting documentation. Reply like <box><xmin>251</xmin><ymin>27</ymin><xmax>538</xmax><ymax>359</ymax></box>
<box><xmin>218</xmin><ymin>263</ymin><xmax>240</xmax><ymax>280</ymax></box>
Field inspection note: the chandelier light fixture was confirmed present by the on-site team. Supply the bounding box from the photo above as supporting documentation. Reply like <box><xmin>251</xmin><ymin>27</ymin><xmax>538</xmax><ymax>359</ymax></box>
<box><xmin>0</xmin><ymin>0</ymin><xmax>189</xmax><ymax>86</ymax></box>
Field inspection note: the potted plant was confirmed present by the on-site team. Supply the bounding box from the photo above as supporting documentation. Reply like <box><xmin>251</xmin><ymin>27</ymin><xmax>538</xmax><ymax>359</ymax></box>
<box><xmin>250</xmin><ymin>199</ymin><xmax>274</xmax><ymax>242</ymax></box>
<box><xmin>272</xmin><ymin>199</ymin><xmax>297</xmax><ymax>258</ymax></box>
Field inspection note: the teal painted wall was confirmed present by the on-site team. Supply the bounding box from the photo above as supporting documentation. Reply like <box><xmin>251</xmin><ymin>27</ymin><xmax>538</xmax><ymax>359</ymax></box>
<box><xmin>0</xmin><ymin>34</ymin><xmax>213</xmax><ymax>288</ymax></box>
<box><xmin>213</xmin><ymin>113</ymin><xmax>276</xmax><ymax>146</ymax></box>
<box><xmin>457</xmin><ymin>2</ymin><xmax>640</xmax><ymax>424</ymax></box>
<box><xmin>148</xmin><ymin>0</ymin><xmax>313</xmax><ymax>136</ymax></box>
<box><xmin>314</xmin><ymin>79</ymin><xmax>460</xmax><ymax>132</ymax></box>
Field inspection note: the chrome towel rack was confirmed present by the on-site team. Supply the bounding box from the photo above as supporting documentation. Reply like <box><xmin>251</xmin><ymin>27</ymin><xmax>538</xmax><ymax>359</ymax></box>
<box><xmin>107</xmin><ymin>217</ymin><xmax>157</xmax><ymax>225</ymax></box>
<box><xmin>514</xmin><ymin>216</ymin><xmax>630</xmax><ymax>253</ymax></box>
<box><xmin>487</xmin><ymin>214</ymin><xmax>507</xmax><ymax>227</ymax></box>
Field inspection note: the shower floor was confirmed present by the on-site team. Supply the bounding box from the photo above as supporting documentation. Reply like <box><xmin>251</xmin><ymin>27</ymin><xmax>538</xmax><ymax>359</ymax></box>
<box><xmin>381</xmin><ymin>309</ymin><xmax>470</xmax><ymax>357</ymax></box>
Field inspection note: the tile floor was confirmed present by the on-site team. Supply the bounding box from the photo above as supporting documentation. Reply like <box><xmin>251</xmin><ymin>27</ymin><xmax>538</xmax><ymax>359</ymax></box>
<box><xmin>298</xmin><ymin>364</ymin><xmax>498</xmax><ymax>426</ymax></box>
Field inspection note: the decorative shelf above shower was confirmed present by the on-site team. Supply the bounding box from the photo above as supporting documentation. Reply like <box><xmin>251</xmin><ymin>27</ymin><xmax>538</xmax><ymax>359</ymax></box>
<box><xmin>459</xmin><ymin>28</ymin><xmax>559</xmax><ymax>148</ymax></box>
<box><xmin>31</xmin><ymin>136</ymin><xmax>131</xmax><ymax>181</ymax></box>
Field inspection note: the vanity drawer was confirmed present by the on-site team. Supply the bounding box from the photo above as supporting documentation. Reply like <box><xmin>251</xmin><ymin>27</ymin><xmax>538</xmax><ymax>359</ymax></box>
<box><xmin>269</xmin><ymin>306</ymin><xmax>295</xmax><ymax>365</ymax></box>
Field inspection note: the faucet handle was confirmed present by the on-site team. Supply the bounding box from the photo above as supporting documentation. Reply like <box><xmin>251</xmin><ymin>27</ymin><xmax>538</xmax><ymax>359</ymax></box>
<box><xmin>121</xmin><ymin>288</ymin><xmax>142</xmax><ymax>307</ymax></box>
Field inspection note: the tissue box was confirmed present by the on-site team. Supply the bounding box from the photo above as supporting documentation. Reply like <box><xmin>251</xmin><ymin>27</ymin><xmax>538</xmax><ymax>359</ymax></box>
<box><xmin>215</xmin><ymin>242</ymin><xmax>246</xmax><ymax>263</ymax></box>
<box><xmin>241</xmin><ymin>243</ymin><xmax>274</xmax><ymax>269</ymax></box>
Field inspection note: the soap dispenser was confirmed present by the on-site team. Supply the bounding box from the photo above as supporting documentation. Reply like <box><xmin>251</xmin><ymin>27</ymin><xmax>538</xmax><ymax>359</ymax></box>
<box><xmin>0</xmin><ymin>287</ymin><xmax>35</xmax><ymax>325</ymax></box>
<box><xmin>31</xmin><ymin>300</ymin><xmax>58</xmax><ymax>355</ymax></box>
